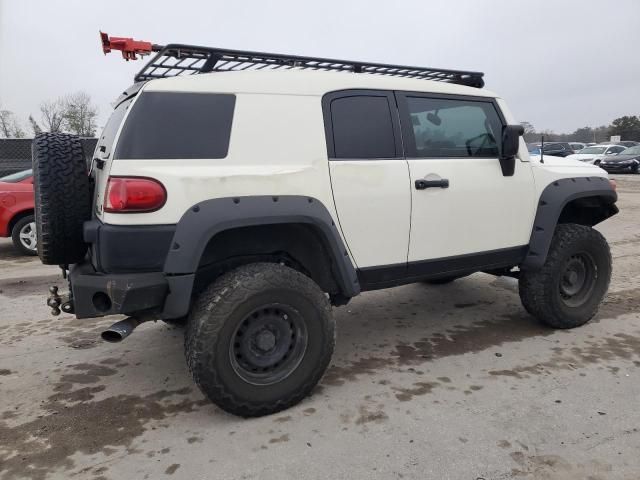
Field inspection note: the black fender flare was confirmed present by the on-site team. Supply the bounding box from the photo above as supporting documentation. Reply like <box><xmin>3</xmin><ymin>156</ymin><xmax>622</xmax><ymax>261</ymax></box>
<box><xmin>163</xmin><ymin>194</ymin><xmax>360</xmax><ymax>295</ymax></box>
<box><xmin>522</xmin><ymin>176</ymin><xmax>617</xmax><ymax>270</ymax></box>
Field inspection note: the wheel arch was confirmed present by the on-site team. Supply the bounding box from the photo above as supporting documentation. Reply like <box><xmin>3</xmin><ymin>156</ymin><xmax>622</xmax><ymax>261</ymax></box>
<box><xmin>522</xmin><ymin>176</ymin><xmax>618</xmax><ymax>270</ymax></box>
<box><xmin>8</xmin><ymin>208</ymin><xmax>35</xmax><ymax>235</ymax></box>
<box><xmin>193</xmin><ymin>222</ymin><xmax>350</xmax><ymax>296</ymax></box>
<box><xmin>162</xmin><ymin>196</ymin><xmax>360</xmax><ymax>316</ymax></box>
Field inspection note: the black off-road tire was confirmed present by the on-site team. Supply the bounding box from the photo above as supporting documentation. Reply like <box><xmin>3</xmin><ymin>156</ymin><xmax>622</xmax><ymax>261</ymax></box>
<box><xmin>32</xmin><ymin>133</ymin><xmax>92</xmax><ymax>265</ymax></box>
<box><xmin>185</xmin><ymin>263</ymin><xmax>335</xmax><ymax>417</ymax></box>
<box><xmin>11</xmin><ymin>215</ymin><xmax>38</xmax><ymax>256</ymax></box>
<box><xmin>519</xmin><ymin>224</ymin><xmax>611</xmax><ymax>329</ymax></box>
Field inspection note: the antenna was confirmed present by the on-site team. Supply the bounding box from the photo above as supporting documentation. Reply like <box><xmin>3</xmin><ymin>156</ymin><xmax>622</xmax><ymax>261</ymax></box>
<box><xmin>540</xmin><ymin>134</ymin><xmax>545</xmax><ymax>164</ymax></box>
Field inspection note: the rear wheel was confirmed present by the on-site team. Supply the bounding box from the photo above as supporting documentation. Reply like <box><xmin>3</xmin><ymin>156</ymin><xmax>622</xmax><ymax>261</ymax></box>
<box><xmin>11</xmin><ymin>215</ymin><xmax>38</xmax><ymax>256</ymax></box>
<box><xmin>185</xmin><ymin>263</ymin><xmax>335</xmax><ymax>417</ymax></box>
<box><xmin>32</xmin><ymin>133</ymin><xmax>92</xmax><ymax>265</ymax></box>
<box><xmin>519</xmin><ymin>224</ymin><xmax>611</xmax><ymax>329</ymax></box>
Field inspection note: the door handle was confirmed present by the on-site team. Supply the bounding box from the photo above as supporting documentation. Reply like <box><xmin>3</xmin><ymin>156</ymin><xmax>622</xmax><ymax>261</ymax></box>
<box><xmin>415</xmin><ymin>178</ymin><xmax>449</xmax><ymax>190</ymax></box>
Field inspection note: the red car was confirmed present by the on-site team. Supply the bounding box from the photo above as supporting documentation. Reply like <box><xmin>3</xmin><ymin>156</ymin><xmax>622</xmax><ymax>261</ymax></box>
<box><xmin>0</xmin><ymin>169</ymin><xmax>37</xmax><ymax>255</ymax></box>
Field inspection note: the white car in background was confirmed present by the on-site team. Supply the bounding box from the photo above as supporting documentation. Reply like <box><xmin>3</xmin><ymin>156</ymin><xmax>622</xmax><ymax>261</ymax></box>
<box><xmin>569</xmin><ymin>142</ymin><xmax>586</xmax><ymax>152</ymax></box>
<box><xmin>567</xmin><ymin>144</ymin><xmax>627</xmax><ymax>165</ymax></box>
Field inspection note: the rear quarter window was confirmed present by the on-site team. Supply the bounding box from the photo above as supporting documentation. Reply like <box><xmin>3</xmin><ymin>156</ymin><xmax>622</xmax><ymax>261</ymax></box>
<box><xmin>114</xmin><ymin>92</ymin><xmax>235</xmax><ymax>159</ymax></box>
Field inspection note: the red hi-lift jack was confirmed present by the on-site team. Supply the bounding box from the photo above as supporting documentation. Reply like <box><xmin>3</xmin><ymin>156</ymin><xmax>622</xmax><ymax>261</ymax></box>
<box><xmin>100</xmin><ymin>31</ymin><xmax>159</xmax><ymax>60</ymax></box>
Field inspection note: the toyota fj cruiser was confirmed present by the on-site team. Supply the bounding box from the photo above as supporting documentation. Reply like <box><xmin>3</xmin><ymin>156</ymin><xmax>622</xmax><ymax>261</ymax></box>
<box><xmin>33</xmin><ymin>34</ymin><xmax>618</xmax><ymax>417</ymax></box>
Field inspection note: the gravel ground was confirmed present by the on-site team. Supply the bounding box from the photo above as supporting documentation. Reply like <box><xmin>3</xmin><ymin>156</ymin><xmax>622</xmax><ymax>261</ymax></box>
<box><xmin>1</xmin><ymin>175</ymin><xmax>639</xmax><ymax>480</ymax></box>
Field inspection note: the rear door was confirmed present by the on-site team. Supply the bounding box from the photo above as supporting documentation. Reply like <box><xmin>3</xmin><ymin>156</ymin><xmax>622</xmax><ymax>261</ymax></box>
<box><xmin>396</xmin><ymin>92</ymin><xmax>535</xmax><ymax>270</ymax></box>
<box><xmin>324</xmin><ymin>90</ymin><xmax>411</xmax><ymax>270</ymax></box>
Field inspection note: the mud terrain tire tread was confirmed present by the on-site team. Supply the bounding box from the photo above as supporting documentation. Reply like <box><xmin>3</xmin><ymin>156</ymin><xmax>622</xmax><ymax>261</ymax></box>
<box><xmin>185</xmin><ymin>263</ymin><xmax>335</xmax><ymax>417</ymax></box>
<box><xmin>519</xmin><ymin>223</ymin><xmax>611</xmax><ymax>329</ymax></box>
<box><xmin>32</xmin><ymin>133</ymin><xmax>92</xmax><ymax>265</ymax></box>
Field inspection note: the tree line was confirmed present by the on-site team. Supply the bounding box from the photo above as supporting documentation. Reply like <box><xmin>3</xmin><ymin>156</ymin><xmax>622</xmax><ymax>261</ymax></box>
<box><xmin>0</xmin><ymin>92</ymin><xmax>98</xmax><ymax>139</ymax></box>
<box><xmin>521</xmin><ymin>116</ymin><xmax>640</xmax><ymax>144</ymax></box>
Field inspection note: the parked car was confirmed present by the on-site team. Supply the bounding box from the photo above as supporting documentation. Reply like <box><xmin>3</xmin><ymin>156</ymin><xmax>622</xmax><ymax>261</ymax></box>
<box><xmin>614</xmin><ymin>141</ymin><xmax>639</xmax><ymax>148</ymax></box>
<box><xmin>569</xmin><ymin>142</ymin><xmax>586</xmax><ymax>152</ymax></box>
<box><xmin>567</xmin><ymin>144</ymin><xmax>627</xmax><ymax>165</ymax></box>
<box><xmin>527</xmin><ymin>142</ymin><xmax>574</xmax><ymax>157</ymax></box>
<box><xmin>33</xmin><ymin>34</ymin><xmax>619</xmax><ymax>417</ymax></box>
<box><xmin>527</xmin><ymin>145</ymin><xmax>562</xmax><ymax>158</ymax></box>
<box><xmin>599</xmin><ymin>145</ymin><xmax>640</xmax><ymax>174</ymax></box>
<box><xmin>544</xmin><ymin>142</ymin><xmax>576</xmax><ymax>157</ymax></box>
<box><xmin>0</xmin><ymin>169</ymin><xmax>37</xmax><ymax>255</ymax></box>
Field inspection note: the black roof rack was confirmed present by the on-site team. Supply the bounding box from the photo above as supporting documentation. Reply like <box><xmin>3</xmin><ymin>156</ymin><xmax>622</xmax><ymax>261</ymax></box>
<box><xmin>132</xmin><ymin>43</ymin><xmax>485</xmax><ymax>88</ymax></box>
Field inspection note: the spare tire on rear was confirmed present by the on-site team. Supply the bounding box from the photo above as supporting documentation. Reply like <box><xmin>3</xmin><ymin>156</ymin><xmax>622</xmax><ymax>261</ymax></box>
<box><xmin>32</xmin><ymin>133</ymin><xmax>92</xmax><ymax>265</ymax></box>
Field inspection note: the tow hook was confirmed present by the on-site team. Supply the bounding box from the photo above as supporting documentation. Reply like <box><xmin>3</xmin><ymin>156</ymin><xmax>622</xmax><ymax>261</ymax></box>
<box><xmin>47</xmin><ymin>286</ymin><xmax>75</xmax><ymax>316</ymax></box>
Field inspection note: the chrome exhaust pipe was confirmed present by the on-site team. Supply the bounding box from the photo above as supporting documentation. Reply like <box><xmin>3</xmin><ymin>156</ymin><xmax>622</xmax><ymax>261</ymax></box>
<box><xmin>101</xmin><ymin>317</ymin><xmax>145</xmax><ymax>343</ymax></box>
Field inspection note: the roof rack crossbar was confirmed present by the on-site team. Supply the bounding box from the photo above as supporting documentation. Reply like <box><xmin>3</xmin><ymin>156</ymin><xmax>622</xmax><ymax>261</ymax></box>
<box><xmin>131</xmin><ymin>43</ymin><xmax>484</xmax><ymax>87</ymax></box>
<box><xmin>99</xmin><ymin>33</ymin><xmax>484</xmax><ymax>87</ymax></box>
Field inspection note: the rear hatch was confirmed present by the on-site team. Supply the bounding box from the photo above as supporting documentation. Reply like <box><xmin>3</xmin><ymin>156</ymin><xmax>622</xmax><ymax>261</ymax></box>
<box><xmin>90</xmin><ymin>84</ymin><xmax>143</xmax><ymax>219</ymax></box>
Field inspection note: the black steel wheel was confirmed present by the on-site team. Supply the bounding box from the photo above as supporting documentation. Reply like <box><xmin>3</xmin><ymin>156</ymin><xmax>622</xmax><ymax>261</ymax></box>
<box><xmin>230</xmin><ymin>304</ymin><xmax>308</xmax><ymax>386</ymax></box>
<box><xmin>558</xmin><ymin>253</ymin><xmax>597</xmax><ymax>308</ymax></box>
<box><xmin>519</xmin><ymin>224</ymin><xmax>611</xmax><ymax>329</ymax></box>
<box><xmin>185</xmin><ymin>263</ymin><xmax>334</xmax><ymax>417</ymax></box>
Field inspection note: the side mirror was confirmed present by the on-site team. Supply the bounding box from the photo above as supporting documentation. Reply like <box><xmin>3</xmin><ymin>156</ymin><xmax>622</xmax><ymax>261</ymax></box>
<box><xmin>500</xmin><ymin>124</ymin><xmax>524</xmax><ymax>176</ymax></box>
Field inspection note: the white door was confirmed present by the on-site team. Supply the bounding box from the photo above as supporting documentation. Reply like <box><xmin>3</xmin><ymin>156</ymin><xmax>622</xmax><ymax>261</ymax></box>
<box><xmin>396</xmin><ymin>93</ymin><xmax>536</xmax><ymax>264</ymax></box>
<box><xmin>324</xmin><ymin>91</ymin><xmax>410</xmax><ymax>268</ymax></box>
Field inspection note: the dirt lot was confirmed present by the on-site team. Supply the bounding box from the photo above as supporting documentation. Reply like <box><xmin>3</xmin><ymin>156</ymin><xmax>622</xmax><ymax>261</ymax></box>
<box><xmin>1</xmin><ymin>175</ymin><xmax>639</xmax><ymax>480</ymax></box>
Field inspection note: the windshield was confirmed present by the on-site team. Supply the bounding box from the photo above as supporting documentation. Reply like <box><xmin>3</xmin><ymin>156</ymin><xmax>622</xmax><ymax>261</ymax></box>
<box><xmin>621</xmin><ymin>146</ymin><xmax>640</xmax><ymax>155</ymax></box>
<box><xmin>579</xmin><ymin>147</ymin><xmax>606</xmax><ymax>155</ymax></box>
<box><xmin>0</xmin><ymin>169</ymin><xmax>32</xmax><ymax>183</ymax></box>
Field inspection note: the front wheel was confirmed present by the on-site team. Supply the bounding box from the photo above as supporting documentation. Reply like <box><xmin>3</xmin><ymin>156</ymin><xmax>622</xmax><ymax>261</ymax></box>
<box><xmin>185</xmin><ymin>263</ymin><xmax>335</xmax><ymax>417</ymax></box>
<box><xmin>11</xmin><ymin>215</ymin><xmax>38</xmax><ymax>256</ymax></box>
<box><xmin>519</xmin><ymin>224</ymin><xmax>611</xmax><ymax>329</ymax></box>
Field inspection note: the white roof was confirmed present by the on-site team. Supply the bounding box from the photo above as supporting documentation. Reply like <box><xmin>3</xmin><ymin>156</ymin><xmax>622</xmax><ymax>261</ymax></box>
<box><xmin>143</xmin><ymin>69</ymin><xmax>497</xmax><ymax>98</ymax></box>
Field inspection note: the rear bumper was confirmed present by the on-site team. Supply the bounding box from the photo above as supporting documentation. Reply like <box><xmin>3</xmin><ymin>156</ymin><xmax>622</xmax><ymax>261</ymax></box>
<box><xmin>69</xmin><ymin>261</ymin><xmax>194</xmax><ymax>319</ymax></box>
<box><xmin>83</xmin><ymin>219</ymin><xmax>175</xmax><ymax>273</ymax></box>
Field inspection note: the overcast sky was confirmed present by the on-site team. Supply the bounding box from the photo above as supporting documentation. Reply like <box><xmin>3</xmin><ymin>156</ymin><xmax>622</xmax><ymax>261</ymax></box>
<box><xmin>1</xmin><ymin>0</ymin><xmax>639</xmax><ymax>134</ymax></box>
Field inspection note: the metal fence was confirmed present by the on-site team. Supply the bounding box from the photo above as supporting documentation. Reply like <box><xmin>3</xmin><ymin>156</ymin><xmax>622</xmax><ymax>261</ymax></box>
<box><xmin>0</xmin><ymin>138</ymin><xmax>98</xmax><ymax>178</ymax></box>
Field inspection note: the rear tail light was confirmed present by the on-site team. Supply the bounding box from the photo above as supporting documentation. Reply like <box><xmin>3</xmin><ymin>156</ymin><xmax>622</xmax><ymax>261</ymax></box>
<box><xmin>609</xmin><ymin>179</ymin><xmax>617</xmax><ymax>192</ymax></box>
<box><xmin>104</xmin><ymin>177</ymin><xmax>167</xmax><ymax>213</ymax></box>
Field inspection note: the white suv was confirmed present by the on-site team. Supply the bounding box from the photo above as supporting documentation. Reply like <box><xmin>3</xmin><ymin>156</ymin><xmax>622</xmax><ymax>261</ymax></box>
<box><xmin>567</xmin><ymin>144</ymin><xmax>627</xmax><ymax>165</ymax></box>
<box><xmin>33</xmin><ymin>39</ymin><xmax>618</xmax><ymax>417</ymax></box>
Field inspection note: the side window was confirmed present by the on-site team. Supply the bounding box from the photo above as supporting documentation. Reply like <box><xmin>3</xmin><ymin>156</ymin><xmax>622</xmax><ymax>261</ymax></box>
<box><xmin>115</xmin><ymin>92</ymin><xmax>235</xmax><ymax>160</ymax></box>
<box><xmin>401</xmin><ymin>96</ymin><xmax>503</xmax><ymax>158</ymax></box>
<box><xmin>328</xmin><ymin>95</ymin><xmax>397</xmax><ymax>159</ymax></box>
<box><xmin>611</xmin><ymin>146</ymin><xmax>625</xmax><ymax>154</ymax></box>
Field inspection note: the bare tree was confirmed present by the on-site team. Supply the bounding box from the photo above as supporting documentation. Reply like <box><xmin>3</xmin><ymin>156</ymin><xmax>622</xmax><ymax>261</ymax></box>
<box><xmin>0</xmin><ymin>109</ymin><xmax>12</xmax><ymax>137</ymax></box>
<box><xmin>40</xmin><ymin>99</ymin><xmax>65</xmax><ymax>133</ymax></box>
<box><xmin>12</xmin><ymin>122</ymin><xmax>26</xmax><ymax>138</ymax></box>
<box><xmin>62</xmin><ymin>92</ymin><xmax>98</xmax><ymax>137</ymax></box>
<box><xmin>28</xmin><ymin>115</ymin><xmax>42</xmax><ymax>135</ymax></box>
<box><xmin>520</xmin><ymin>121</ymin><xmax>537</xmax><ymax>143</ymax></box>
<box><xmin>0</xmin><ymin>107</ymin><xmax>25</xmax><ymax>138</ymax></box>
